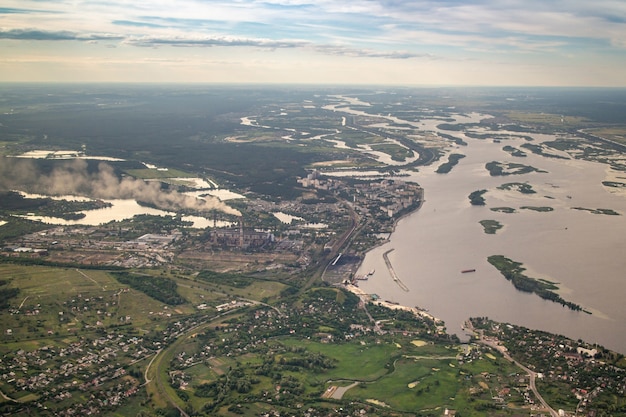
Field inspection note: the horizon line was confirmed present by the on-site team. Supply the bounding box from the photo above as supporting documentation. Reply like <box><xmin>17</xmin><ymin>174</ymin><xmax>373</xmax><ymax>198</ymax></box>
<box><xmin>1</xmin><ymin>81</ymin><xmax>626</xmax><ymax>89</ymax></box>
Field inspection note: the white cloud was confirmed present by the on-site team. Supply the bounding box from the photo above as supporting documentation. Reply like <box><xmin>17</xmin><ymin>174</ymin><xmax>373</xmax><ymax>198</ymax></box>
<box><xmin>0</xmin><ymin>0</ymin><xmax>624</xmax><ymax>85</ymax></box>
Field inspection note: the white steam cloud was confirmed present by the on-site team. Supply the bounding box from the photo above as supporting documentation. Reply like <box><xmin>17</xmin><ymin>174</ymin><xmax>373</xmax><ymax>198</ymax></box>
<box><xmin>0</xmin><ymin>158</ymin><xmax>241</xmax><ymax>217</ymax></box>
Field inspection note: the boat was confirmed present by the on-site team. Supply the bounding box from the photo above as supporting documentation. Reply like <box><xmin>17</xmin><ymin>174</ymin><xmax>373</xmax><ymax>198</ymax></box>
<box><xmin>461</xmin><ymin>269</ymin><xmax>476</xmax><ymax>274</ymax></box>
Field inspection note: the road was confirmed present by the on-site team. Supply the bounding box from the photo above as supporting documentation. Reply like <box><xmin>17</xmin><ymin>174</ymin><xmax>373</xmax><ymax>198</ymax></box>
<box><xmin>468</xmin><ymin>323</ymin><xmax>560</xmax><ymax>417</ymax></box>
<box><xmin>144</xmin><ymin>306</ymin><xmax>253</xmax><ymax>416</ymax></box>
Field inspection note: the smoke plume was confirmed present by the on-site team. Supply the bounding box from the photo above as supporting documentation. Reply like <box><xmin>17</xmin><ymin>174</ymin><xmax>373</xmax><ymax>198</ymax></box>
<box><xmin>0</xmin><ymin>157</ymin><xmax>241</xmax><ymax>216</ymax></box>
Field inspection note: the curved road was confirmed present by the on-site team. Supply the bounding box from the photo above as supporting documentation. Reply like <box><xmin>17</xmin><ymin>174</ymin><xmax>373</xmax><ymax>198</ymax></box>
<box><xmin>469</xmin><ymin>324</ymin><xmax>559</xmax><ymax>417</ymax></box>
<box><xmin>144</xmin><ymin>304</ymin><xmax>262</xmax><ymax>416</ymax></box>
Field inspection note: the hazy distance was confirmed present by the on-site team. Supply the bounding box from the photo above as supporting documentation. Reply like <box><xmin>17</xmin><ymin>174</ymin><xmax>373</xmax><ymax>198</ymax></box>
<box><xmin>0</xmin><ymin>0</ymin><xmax>625</xmax><ymax>86</ymax></box>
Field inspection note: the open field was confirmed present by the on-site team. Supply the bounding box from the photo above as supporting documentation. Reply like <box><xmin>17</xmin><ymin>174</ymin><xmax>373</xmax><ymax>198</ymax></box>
<box><xmin>0</xmin><ymin>264</ymin><xmax>178</xmax><ymax>340</ymax></box>
<box><xmin>504</xmin><ymin>111</ymin><xmax>588</xmax><ymax>128</ymax></box>
<box><xmin>124</xmin><ymin>168</ymin><xmax>197</xmax><ymax>179</ymax></box>
<box><xmin>280</xmin><ymin>338</ymin><xmax>400</xmax><ymax>381</ymax></box>
<box><xmin>586</xmin><ymin>126</ymin><xmax>626</xmax><ymax>144</ymax></box>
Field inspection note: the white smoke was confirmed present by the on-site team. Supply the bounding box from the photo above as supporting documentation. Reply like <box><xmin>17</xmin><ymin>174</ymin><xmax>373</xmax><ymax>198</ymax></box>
<box><xmin>0</xmin><ymin>158</ymin><xmax>241</xmax><ymax>216</ymax></box>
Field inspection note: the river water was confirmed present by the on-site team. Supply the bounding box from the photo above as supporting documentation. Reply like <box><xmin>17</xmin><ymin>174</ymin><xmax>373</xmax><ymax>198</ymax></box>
<box><xmin>351</xmin><ymin>122</ymin><xmax>626</xmax><ymax>354</ymax></box>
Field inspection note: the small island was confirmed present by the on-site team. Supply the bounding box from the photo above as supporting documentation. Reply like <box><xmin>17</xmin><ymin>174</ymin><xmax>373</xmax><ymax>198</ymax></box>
<box><xmin>572</xmin><ymin>207</ymin><xmax>620</xmax><ymax>215</ymax></box>
<box><xmin>487</xmin><ymin>255</ymin><xmax>585</xmax><ymax>312</ymax></box>
<box><xmin>468</xmin><ymin>189</ymin><xmax>487</xmax><ymax>206</ymax></box>
<box><xmin>479</xmin><ymin>219</ymin><xmax>503</xmax><ymax>234</ymax></box>
<box><xmin>490</xmin><ymin>207</ymin><xmax>516</xmax><ymax>213</ymax></box>
<box><xmin>486</xmin><ymin>161</ymin><xmax>547</xmax><ymax>176</ymax></box>
<box><xmin>435</xmin><ymin>153</ymin><xmax>466</xmax><ymax>174</ymax></box>
<box><xmin>498</xmin><ymin>182</ymin><xmax>536</xmax><ymax>194</ymax></box>
<box><xmin>502</xmin><ymin>145</ymin><xmax>527</xmax><ymax>157</ymax></box>
<box><xmin>520</xmin><ymin>206</ymin><xmax>554</xmax><ymax>212</ymax></box>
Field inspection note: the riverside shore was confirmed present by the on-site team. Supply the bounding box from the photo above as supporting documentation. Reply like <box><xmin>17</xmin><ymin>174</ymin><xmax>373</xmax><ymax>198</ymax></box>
<box><xmin>343</xmin><ymin>283</ymin><xmax>442</xmax><ymax>325</ymax></box>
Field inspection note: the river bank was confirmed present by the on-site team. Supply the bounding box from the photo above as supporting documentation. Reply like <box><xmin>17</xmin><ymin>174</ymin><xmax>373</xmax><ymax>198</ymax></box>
<box><xmin>327</xmin><ymin>95</ymin><xmax>626</xmax><ymax>354</ymax></box>
<box><xmin>354</xmin><ymin>133</ymin><xmax>626</xmax><ymax>354</ymax></box>
<box><xmin>344</xmin><ymin>284</ymin><xmax>442</xmax><ymax>325</ymax></box>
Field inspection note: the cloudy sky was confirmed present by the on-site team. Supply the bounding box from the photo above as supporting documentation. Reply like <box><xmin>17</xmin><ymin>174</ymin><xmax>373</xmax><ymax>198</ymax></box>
<box><xmin>1</xmin><ymin>0</ymin><xmax>625</xmax><ymax>86</ymax></box>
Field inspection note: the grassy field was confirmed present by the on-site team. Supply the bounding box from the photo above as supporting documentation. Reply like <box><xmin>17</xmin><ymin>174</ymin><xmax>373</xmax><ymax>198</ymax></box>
<box><xmin>0</xmin><ymin>261</ymin><xmax>574</xmax><ymax>416</ymax></box>
<box><xmin>0</xmin><ymin>264</ymin><xmax>180</xmax><ymax>342</ymax></box>
<box><xmin>585</xmin><ymin>126</ymin><xmax>626</xmax><ymax>144</ymax></box>
<box><xmin>279</xmin><ymin>338</ymin><xmax>461</xmax><ymax>381</ymax></box>
<box><xmin>370</xmin><ymin>143</ymin><xmax>414</xmax><ymax>162</ymax></box>
<box><xmin>505</xmin><ymin>111</ymin><xmax>588</xmax><ymax>128</ymax></box>
<box><xmin>347</xmin><ymin>356</ymin><xmax>459</xmax><ymax>410</ymax></box>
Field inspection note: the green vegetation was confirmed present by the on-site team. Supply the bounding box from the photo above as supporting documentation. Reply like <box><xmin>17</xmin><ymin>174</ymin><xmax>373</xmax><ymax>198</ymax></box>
<box><xmin>0</xmin><ymin>190</ymin><xmax>111</xmax><ymax>221</ymax></box>
<box><xmin>542</xmin><ymin>136</ymin><xmax>626</xmax><ymax>171</ymax></box>
<box><xmin>196</xmin><ymin>270</ymin><xmax>255</xmax><ymax>288</ymax></box>
<box><xmin>585</xmin><ymin>126</ymin><xmax>626</xmax><ymax>145</ymax></box>
<box><xmin>437</xmin><ymin>123</ymin><xmax>482</xmax><ymax>132</ymax></box>
<box><xmin>490</xmin><ymin>207</ymin><xmax>516</xmax><ymax>213</ymax></box>
<box><xmin>0</xmin><ymin>253</ymin><xmax>126</xmax><ymax>271</ymax></box>
<box><xmin>473</xmin><ymin>317</ymin><xmax>626</xmax><ymax>416</ymax></box>
<box><xmin>435</xmin><ymin>153</ymin><xmax>466</xmax><ymax>174</ymax></box>
<box><xmin>279</xmin><ymin>338</ymin><xmax>396</xmax><ymax>381</ymax></box>
<box><xmin>485</xmin><ymin>161</ymin><xmax>547</xmax><ymax>176</ymax></box>
<box><xmin>487</xmin><ymin>255</ymin><xmax>583</xmax><ymax>311</ymax></box>
<box><xmin>0</xmin><ymin>216</ymin><xmax>49</xmax><ymax>241</ymax></box>
<box><xmin>437</xmin><ymin>132</ymin><xmax>468</xmax><ymax>146</ymax></box>
<box><xmin>521</xmin><ymin>143</ymin><xmax>569</xmax><ymax>159</ymax></box>
<box><xmin>497</xmin><ymin>182</ymin><xmax>536</xmax><ymax>194</ymax></box>
<box><xmin>603</xmin><ymin>181</ymin><xmax>626</xmax><ymax>188</ymax></box>
<box><xmin>520</xmin><ymin>206</ymin><xmax>554</xmax><ymax>212</ymax></box>
<box><xmin>503</xmin><ymin>111</ymin><xmax>588</xmax><ymax>129</ymax></box>
<box><xmin>0</xmin><ymin>279</ymin><xmax>19</xmax><ymax>309</ymax></box>
<box><xmin>370</xmin><ymin>143</ymin><xmax>414</xmax><ymax>162</ymax></box>
<box><xmin>112</xmin><ymin>271</ymin><xmax>186</xmax><ymax>305</ymax></box>
<box><xmin>502</xmin><ymin>145</ymin><xmax>527</xmax><ymax>157</ymax></box>
<box><xmin>572</xmin><ymin>207</ymin><xmax>620</xmax><ymax>215</ymax></box>
<box><xmin>479</xmin><ymin>219</ymin><xmax>503</xmax><ymax>234</ymax></box>
<box><xmin>436</xmin><ymin>123</ymin><xmax>465</xmax><ymax>131</ymax></box>
<box><xmin>468</xmin><ymin>189</ymin><xmax>487</xmax><ymax>206</ymax></box>
<box><xmin>2</xmin><ymin>86</ymin><xmax>626</xmax><ymax>417</ymax></box>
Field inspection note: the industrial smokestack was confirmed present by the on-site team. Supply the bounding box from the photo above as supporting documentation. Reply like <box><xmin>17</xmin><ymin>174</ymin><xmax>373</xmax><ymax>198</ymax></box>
<box><xmin>239</xmin><ymin>219</ymin><xmax>244</xmax><ymax>249</ymax></box>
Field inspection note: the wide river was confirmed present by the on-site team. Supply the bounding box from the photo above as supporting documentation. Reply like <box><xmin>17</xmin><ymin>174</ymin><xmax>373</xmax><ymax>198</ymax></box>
<box><xmin>352</xmin><ymin>118</ymin><xmax>626</xmax><ymax>354</ymax></box>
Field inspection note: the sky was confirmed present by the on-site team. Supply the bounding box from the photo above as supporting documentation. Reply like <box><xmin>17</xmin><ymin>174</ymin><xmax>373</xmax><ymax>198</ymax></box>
<box><xmin>1</xmin><ymin>0</ymin><xmax>625</xmax><ymax>86</ymax></box>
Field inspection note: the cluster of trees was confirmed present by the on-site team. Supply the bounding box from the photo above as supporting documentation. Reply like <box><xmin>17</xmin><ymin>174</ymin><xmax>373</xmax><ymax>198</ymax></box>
<box><xmin>0</xmin><ymin>279</ymin><xmax>19</xmax><ymax>309</ymax></box>
<box><xmin>0</xmin><ymin>190</ymin><xmax>110</xmax><ymax>221</ymax></box>
<box><xmin>497</xmin><ymin>182</ymin><xmax>536</xmax><ymax>194</ymax></box>
<box><xmin>487</xmin><ymin>255</ymin><xmax>582</xmax><ymax>311</ymax></box>
<box><xmin>195</xmin><ymin>367</ymin><xmax>258</xmax><ymax>398</ymax></box>
<box><xmin>195</xmin><ymin>361</ymin><xmax>308</xmax><ymax>413</ymax></box>
<box><xmin>502</xmin><ymin>145</ymin><xmax>528</xmax><ymax>157</ymax></box>
<box><xmin>278</xmin><ymin>351</ymin><xmax>337</xmax><ymax>372</ymax></box>
<box><xmin>485</xmin><ymin>161</ymin><xmax>545</xmax><ymax>176</ymax></box>
<box><xmin>435</xmin><ymin>153</ymin><xmax>466</xmax><ymax>174</ymax></box>
<box><xmin>468</xmin><ymin>190</ymin><xmax>487</xmax><ymax>206</ymax></box>
<box><xmin>521</xmin><ymin>143</ymin><xmax>569</xmax><ymax>159</ymax></box>
<box><xmin>112</xmin><ymin>271</ymin><xmax>186</xmax><ymax>305</ymax></box>
<box><xmin>0</xmin><ymin>255</ymin><xmax>124</xmax><ymax>271</ymax></box>
<box><xmin>196</xmin><ymin>270</ymin><xmax>254</xmax><ymax>288</ymax></box>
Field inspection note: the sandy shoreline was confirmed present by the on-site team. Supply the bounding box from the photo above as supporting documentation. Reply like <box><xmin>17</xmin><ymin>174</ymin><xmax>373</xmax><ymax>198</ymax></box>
<box><xmin>343</xmin><ymin>283</ymin><xmax>442</xmax><ymax>324</ymax></box>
